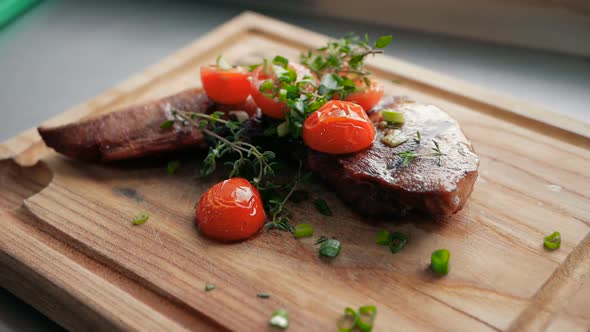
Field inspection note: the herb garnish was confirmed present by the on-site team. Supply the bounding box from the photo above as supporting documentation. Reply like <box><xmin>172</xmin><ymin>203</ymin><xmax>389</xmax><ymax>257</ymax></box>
<box><xmin>269</xmin><ymin>309</ymin><xmax>289</xmax><ymax>329</ymax></box>
<box><xmin>204</xmin><ymin>284</ymin><xmax>216</xmax><ymax>292</ymax></box>
<box><xmin>319</xmin><ymin>238</ymin><xmax>342</xmax><ymax>258</ymax></box>
<box><xmin>398</xmin><ymin>133</ymin><xmax>446</xmax><ymax>167</ymax></box>
<box><xmin>257</xmin><ymin>293</ymin><xmax>271</xmax><ymax>299</ymax></box>
<box><xmin>543</xmin><ymin>231</ymin><xmax>561</xmax><ymax>250</ymax></box>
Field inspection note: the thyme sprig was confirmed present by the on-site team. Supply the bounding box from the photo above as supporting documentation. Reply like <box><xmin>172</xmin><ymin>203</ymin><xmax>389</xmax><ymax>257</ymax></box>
<box><xmin>172</xmin><ymin>111</ymin><xmax>278</xmax><ymax>186</ymax></box>
<box><xmin>399</xmin><ymin>132</ymin><xmax>446</xmax><ymax>167</ymax></box>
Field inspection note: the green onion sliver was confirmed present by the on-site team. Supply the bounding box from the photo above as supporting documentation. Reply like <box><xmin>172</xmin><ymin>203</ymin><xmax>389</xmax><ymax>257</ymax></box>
<box><xmin>382</xmin><ymin>109</ymin><xmax>405</xmax><ymax>124</ymax></box>
<box><xmin>375</xmin><ymin>230</ymin><xmax>390</xmax><ymax>245</ymax></box>
<box><xmin>319</xmin><ymin>239</ymin><xmax>341</xmax><ymax>258</ymax></box>
<box><xmin>269</xmin><ymin>309</ymin><xmax>289</xmax><ymax>329</ymax></box>
<box><xmin>544</xmin><ymin>231</ymin><xmax>561</xmax><ymax>250</ymax></box>
<box><xmin>337</xmin><ymin>307</ymin><xmax>358</xmax><ymax>332</ymax></box>
<box><xmin>132</xmin><ymin>211</ymin><xmax>150</xmax><ymax>225</ymax></box>
<box><xmin>293</xmin><ymin>223</ymin><xmax>314</xmax><ymax>238</ymax></box>
<box><xmin>216</xmin><ymin>55</ymin><xmax>232</xmax><ymax>70</ymax></box>
<box><xmin>431</xmin><ymin>249</ymin><xmax>450</xmax><ymax>275</ymax></box>
<box><xmin>388</xmin><ymin>232</ymin><xmax>408</xmax><ymax>253</ymax></box>
<box><xmin>204</xmin><ymin>284</ymin><xmax>215</xmax><ymax>292</ymax></box>
<box><xmin>356</xmin><ymin>305</ymin><xmax>377</xmax><ymax>332</ymax></box>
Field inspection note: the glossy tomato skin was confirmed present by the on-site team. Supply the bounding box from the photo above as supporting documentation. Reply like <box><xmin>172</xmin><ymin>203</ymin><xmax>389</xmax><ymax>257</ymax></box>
<box><xmin>344</xmin><ymin>79</ymin><xmax>384</xmax><ymax>112</ymax></box>
<box><xmin>196</xmin><ymin>178</ymin><xmax>266</xmax><ymax>242</ymax></box>
<box><xmin>250</xmin><ymin>63</ymin><xmax>316</xmax><ymax>119</ymax></box>
<box><xmin>303</xmin><ymin>101</ymin><xmax>375</xmax><ymax>154</ymax></box>
<box><xmin>201</xmin><ymin>66</ymin><xmax>251</xmax><ymax>105</ymax></box>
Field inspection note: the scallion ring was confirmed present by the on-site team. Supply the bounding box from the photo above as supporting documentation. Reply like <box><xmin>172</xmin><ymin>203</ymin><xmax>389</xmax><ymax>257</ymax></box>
<box><xmin>337</xmin><ymin>307</ymin><xmax>358</xmax><ymax>332</ymax></box>
<box><xmin>356</xmin><ymin>305</ymin><xmax>377</xmax><ymax>332</ymax></box>
<box><xmin>544</xmin><ymin>231</ymin><xmax>561</xmax><ymax>250</ymax></box>
<box><xmin>132</xmin><ymin>211</ymin><xmax>150</xmax><ymax>225</ymax></box>
<box><xmin>293</xmin><ymin>223</ymin><xmax>314</xmax><ymax>238</ymax></box>
<box><xmin>375</xmin><ymin>230</ymin><xmax>390</xmax><ymax>245</ymax></box>
<box><xmin>431</xmin><ymin>249</ymin><xmax>450</xmax><ymax>275</ymax></box>
<box><xmin>388</xmin><ymin>232</ymin><xmax>408</xmax><ymax>253</ymax></box>
<box><xmin>269</xmin><ymin>309</ymin><xmax>289</xmax><ymax>329</ymax></box>
<box><xmin>319</xmin><ymin>238</ymin><xmax>341</xmax><ymax>258</ymax></box>
<box><xmin>382</xmin><ymin>109</ymin><xmax>405</xmax><ymax>124</ymax></box>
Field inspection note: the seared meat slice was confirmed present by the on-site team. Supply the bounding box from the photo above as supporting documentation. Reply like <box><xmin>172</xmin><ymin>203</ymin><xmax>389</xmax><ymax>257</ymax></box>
<box><xmin>38</xmin><ymin>89</ymin><xmax>212</xmax><ymax>161</ymax></box>
<box><xmin>307</xmin><ymin>97</ymin><xmax>479</xmax><ymax>216</ymax></box>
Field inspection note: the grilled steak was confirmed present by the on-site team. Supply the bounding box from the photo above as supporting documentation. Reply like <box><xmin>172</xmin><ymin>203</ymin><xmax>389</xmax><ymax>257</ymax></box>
<box><xmin>308</xmin><ymin>96</ymin><xmax>479</xmax><ymax>216</ymax></box>
<box><xmin>38</xmin><ymin>89</ymin><xmax>212</xmax><ymax>161</ymax></box>
<box><xmin>38</xmin><ymin>91</ymin><xmax>478</xmax><ymax>216</ymax></box>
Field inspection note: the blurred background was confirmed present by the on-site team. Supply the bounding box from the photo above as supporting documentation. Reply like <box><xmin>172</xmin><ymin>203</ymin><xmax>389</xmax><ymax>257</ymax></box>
<box><xmin>0</xmin><ymin>0</ymin><xmax>588</xmax><ymax>330</ymax></box>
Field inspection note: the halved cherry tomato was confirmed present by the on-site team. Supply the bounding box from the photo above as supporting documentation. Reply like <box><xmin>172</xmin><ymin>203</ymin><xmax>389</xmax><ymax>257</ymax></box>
<box><xmin>201</xmin><ymin>66</ymin><xmax>251</xmax><ymax>105</ymax></box>
<box><xmin>196</xmin><ymin>178</ymin><xmax>266</xmax><ymax>242</ymax></box>
<box><xmin>344</xmin><ymin>79</ymin><xmax>384</xmax><ymax>112</ymax></box>
<box><xmin>250</xmin><ymin>63</ymin><xmax>316</xmax><ymax>119</ymax></box>
<box><xmin>303</xmin><ymin>100</ymin><xmax>375</xmax><ymax>154</ymax></box>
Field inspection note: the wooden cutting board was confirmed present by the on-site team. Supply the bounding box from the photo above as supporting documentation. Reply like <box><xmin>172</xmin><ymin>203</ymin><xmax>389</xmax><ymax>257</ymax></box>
<box><xmin>1</xmin><ymin>12</ymin><xmax>589</xmax><ymax>332</ymax></box>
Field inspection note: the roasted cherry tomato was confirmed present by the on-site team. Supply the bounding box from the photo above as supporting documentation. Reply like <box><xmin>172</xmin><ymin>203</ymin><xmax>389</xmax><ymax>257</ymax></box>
<box><xmin>201</xmin><ymin>66</ymin><xmax>251</xmax><ymax>105</ymax></box>
<box><xmin>250</xmin><ymin>63</ymin><xmax>316</xmax><ymax>119</ymax></box>
<box><xmin>303</xmin><ymin>100</ymin><xmax>375</xmax><ymax>154</ymax></box>
<box><xmin>196</xmin><ymin>178</ymin><xmax>266</xmax><ymax>242</ymax></box>
<box><xmin>344</xmin><ymin>79</ymin><xmax>384</xmax><ymax>112</ymax></box>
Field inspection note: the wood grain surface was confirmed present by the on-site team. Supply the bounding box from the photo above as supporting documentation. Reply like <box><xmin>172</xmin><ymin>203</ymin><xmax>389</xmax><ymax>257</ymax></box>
<box><xmin>1</xmin><ymin>12</ymin><xmax>589</xmax><ymax>331</ymax></box>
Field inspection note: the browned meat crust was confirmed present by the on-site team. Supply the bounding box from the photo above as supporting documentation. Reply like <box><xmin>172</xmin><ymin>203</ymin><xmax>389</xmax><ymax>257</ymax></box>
<box><xmin>307</xmin><ymin>97</ymin><xmax>479</xmax><ymax>216</ymax></box>
<box><xmin>38</xmin><ymin>89</ymin><xmax>212</xmax><ymax>161</ymax></box>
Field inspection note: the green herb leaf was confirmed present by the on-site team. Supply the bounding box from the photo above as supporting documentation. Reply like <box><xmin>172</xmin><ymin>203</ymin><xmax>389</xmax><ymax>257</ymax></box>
<box><xmin>375</xmin><ymin>230</ymin><xmax>390</xmax><ymax>245</ymax></box>
<box><xmin>375</xmin><ymin>35</ymin><xmax>393</xmax><ymax>49</ymax></box>
<box><xmin>293</xmin><ymin>223</ymin><xmax>314</xmax><ymax>238</ymax></box>
<box><xmin>160</xmin><ymin>120</ymin><xmax>174</xmax><ymax>129</ymax></box>
<box><xmin>314</xmin><ymin>198</ymin><xmax>332</xmax><ymax>216</ymax></box>
<box><xmin>272</xmin><ymin>55</ymin><xmax>289</xmax><ymax>68</ymax></box>
<box><xmin>166</xmin><ymin>160</ymin><xmax>180</xmax><ymax>175</ymax></box>
<box><xmin>319</xmin><ymin>238</ymin><xmax>341</xmax><ymax>258</ymax></box>
<box><xmin>431</xmin><ymin>249</ymin><xmax>450</xmax><ymax>275</ymax></box>
<box><xmin>132</xmin><ymin>211</ymin><xmax>150</xmax><ymax>225</ymax></box>
<box><xmin>544</xmin><ymin>231</ymin><xmax>561</xmax><ymax>250</ymax></box>
<box><xmin>248</xmin><ymin>63</ymin><xmax>261</xmax><ymax>72</ymax></box>
<box><xmin>204</xmin><ymin>284</ymin><xmax>216</xmax><ymax>292</ymax></box>
<box><xmin>259</xmin><ymin>80</ymin><xmax>274</xmax><ymax>92</ymax></box>
<box><xmin>269</xmin><ymin>309</ymin><xmax>289</xmax><ymax>329</ymax></box>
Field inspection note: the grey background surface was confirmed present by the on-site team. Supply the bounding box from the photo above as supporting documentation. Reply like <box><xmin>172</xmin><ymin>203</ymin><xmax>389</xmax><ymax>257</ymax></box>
<box><xmin>0</xmin><ymin>0</ymin><xmax>588</xmax><ymax>330</ymax></box>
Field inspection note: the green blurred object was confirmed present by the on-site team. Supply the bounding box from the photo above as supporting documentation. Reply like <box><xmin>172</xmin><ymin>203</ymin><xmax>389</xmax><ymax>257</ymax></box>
<box><xmin>0</xmin><ymin>0</ymin><xmax>40</xmax><ymax>30</ymax></box>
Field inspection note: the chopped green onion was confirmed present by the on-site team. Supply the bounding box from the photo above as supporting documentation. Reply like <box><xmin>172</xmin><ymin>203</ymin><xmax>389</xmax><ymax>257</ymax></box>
<box><xmin>356</xmin><ymin>305</ymin><xmax>377</xmax><ymax>332</ymax></box>
<box><xmin>388</xmin><ymin>232</ymin><xmax>408</xmax><ymax>253</ymax></box>
<box><xmin>293</xmin><ymin>223</ymin><xmax>314</xmax><ymax>238</ymax></box>
<box><xmin>257</xmin><ymin>293</ymin><xmax>271</xmax><ymax>299</ymax></box>
<box><xmin>319</xmin><ymin>239</ymin><xmax>341</xmax><ymax>258</ymax></box>
<box><xmin>544</xmin><ymin>231</ymin><xmax>561</xmax><ymax>250</ymax></box>
<box><xmin>132</xmin><ymin>211</ymin><xmax>150</xmax><ymax>225</ymax></box>
<box><xmin>278</xmin><ymin>88</ymin><xmax>288</xmax><ymax>103</ymax></box>
<box><xmin>375</xmin><ymin>230</ymin><xmax>390</xmax><ymax>245</ymax></box>
<box><xmin>337</xmin><ymin>307</ymin><xmax>357</xmax><ymax>332</ymax></box>
<box><xmin>166</xmin><ymin>160</ymin><xmax>180</xmax><ymax>175</ymax></box>
<box><xmin>248</xmin><ymin>63</ymin><xmax>260</xmax><ymax>72</ymax></box>
<box><xmin>204</xmin><ymin>284</ymin><xmax>215</xmax><ymax>292</ymax></box>
<box><xmin>382</xmin><ymin>109</ymin><xmax>405</xmax><ymax>124</ymax></box>
<box><xmin>431</xmin><ymin>249</ymin><xmax>450</xmax><ymax>275</ymax></box>
<box><xmin>160</xmin><ymin>120</ymin><xmax>174</xmax><ymax>129</ymax></box>
<box><xmin>277</xmin><ymin>121</ymin><xmax>290</xmax><ymax>137</ymax></box>
<box><xmin>229</xmin><ymin>110</ymin><xmax>249</xmax><ymax>124</ymax></box>
<box><xmin>269</xmin><ymin>309</ymin><xmax>289</xmax><ymax>329</ymax></box>
<box><xmin>216</xmin><ymin>55</ymin><xmax>232</xmax><ymax>70</ymax></box>
<box><xmin>314</xmin><ymin>198</ymin><xmax>332</xmax><ymax>216</ymax></box>
<box><xmin>259</xmin><ymin>80</ymin><xmax>274</xmax><ymax>92</ymax></box>
<box><xmin>272</xmin><ymin>55</ymin><xmax>289</xmax><ymax>68</ymax></box>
